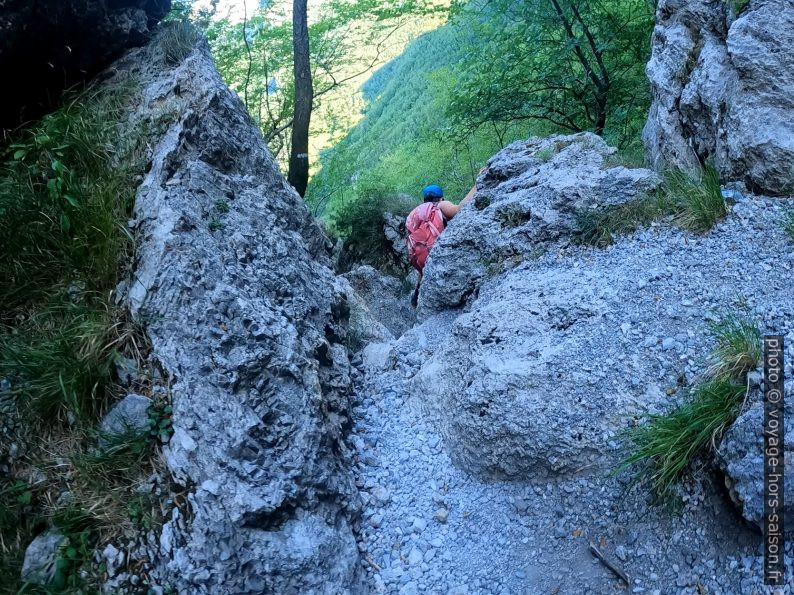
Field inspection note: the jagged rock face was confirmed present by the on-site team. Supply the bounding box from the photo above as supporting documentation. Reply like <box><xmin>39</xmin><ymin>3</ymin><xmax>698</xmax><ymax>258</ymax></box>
<box><xmin>112</xmin><ymin>34</ymin><xmax>361</xmax><ymax>593</ymax></box>
<box><xmin>0</xmin><ymin>0</ymin><xmax>170</xmax><ymax>132</ymax></box>
<box><xmin>343</xmin><ymin>265</ymin><xmax>415</xmax><ymax>338</ymax></box>
<box><xmin>419</xmin><ymin>133</ymin><xmax>660</xmax><ymax>314</ymax></box>
<box><xmin>643</xmin><ymin>0</ymin><xmax>794</xmax><ymax>195</ymax></box>
<box><xmin>719</xmin><ymin>400</ymin><xmax>794</xmax><ymax>530</ymax></box>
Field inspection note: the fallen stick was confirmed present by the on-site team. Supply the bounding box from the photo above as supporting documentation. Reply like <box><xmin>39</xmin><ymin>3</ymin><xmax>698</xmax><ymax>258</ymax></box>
<box><xmin>589</xmin><ymin>542</ymin><xmax>631</xmax><ymax>586</ymax></box>
<box><xmin>363</xmin><ymin>553</ymin><xmax>382</xmax><ymax>572</ymax></box>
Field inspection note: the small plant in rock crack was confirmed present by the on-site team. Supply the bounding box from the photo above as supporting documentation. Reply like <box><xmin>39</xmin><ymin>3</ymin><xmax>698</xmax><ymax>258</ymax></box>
<box><xmin>215</xmin><ymin>199</ymin><xmax>230</xmax><ymax>214</ymax></box>
<box><xmin>148</xmin><ymin>402</ymin><xmax>174</xmax><ymax>443</ymax></box>
<box><xmin>49</xmin><ymin>505</ymin><xmax>100</xmax><ymax>590</ymax></box>
<box><xmin>127</xmin><ymin>492</ymin><xmax>156</xmax><ymax>529</ymax></box>
<box><xmin>208</xmin><ymin>218</ymin><xmax>225</xmax><ymax>232</ymax></box>
<box><xmin>780</xmin><ymin>207</ymin><xmax>794</xmax><ymax>241</ymax></box>
<box><xmin>161</xmin><ymin>20</ymin><xmax>200</xmax><ymax>66</ymax></box>
<box><xmin>535</xmin><ymin>147</ymin><xmax>556</xmax><ymax>163</ymax></box>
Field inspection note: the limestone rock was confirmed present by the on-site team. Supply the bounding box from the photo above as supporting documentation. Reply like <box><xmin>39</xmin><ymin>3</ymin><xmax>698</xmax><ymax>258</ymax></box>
<box><xmin>419</xmin><ymin>133</ymin><xmax>660</xmax><ymax>314</ymax></box>
<box><xmin>718</xmin><ymin>402</ymin><xmax>794</xmax><ymax>530</ymax></box>
<box><xmin>100</xmin><ymin>394</ymin><xmax>152</xmax><ymax>441</ymax></box>
<box><xmin>343</xmin><ymin>265</ymin><xmax>415</xmax><ymax>337</ymax></box>
<box><xmin>644</xmin><ymin>0</ymin><xmax>794</xmax><ymax>195</ymax></box>
<box><xmin>21</xmin><ymin>530</ymin><xmax>67</xmax><ymax>586</ymax></box>
<box><xmin>112</xmin><ymin>32</ymin><xmax>361</xmax><ymax>593</ymax></box>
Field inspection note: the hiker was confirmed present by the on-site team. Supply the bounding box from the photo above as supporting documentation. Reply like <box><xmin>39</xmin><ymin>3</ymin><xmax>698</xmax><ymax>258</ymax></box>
<box><xmin>406</xmin><ymin>175</ymin><xmax>481</xmax><ymax>307</ymax></box>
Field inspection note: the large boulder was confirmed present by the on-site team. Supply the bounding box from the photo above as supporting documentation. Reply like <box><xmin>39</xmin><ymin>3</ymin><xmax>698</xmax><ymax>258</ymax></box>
<box><xmin>719</xmin><ymin>400</ymin><xmax>794</xmax><ymax>531</ymax></box>
<box><xmin>0</xmin><ymin>0</ymin><xmax>170</xmax><ymax>132</ymax></box>
<box><xmin>114</xmin><ymin>33</ymin><xmax>361</xmax><ymax>593</ymax></box>
<box><xmin>342</xmin><ymin>265</ymin><xmax>415</xmax><ymax>338</ymax></box>
<box><xmin>419</xmin><ymin>133</ymin><xmax>660</xmax><ymax>314</ymax></box>
<box><xmin>401</xmin><ymin>134</ymin><xmax>794</xmax><ymax>481</ymax></box>
<box><xmin>643</xmin><ymin>0</ymin><xmax>794</xmax><ymax>195</ymax></box>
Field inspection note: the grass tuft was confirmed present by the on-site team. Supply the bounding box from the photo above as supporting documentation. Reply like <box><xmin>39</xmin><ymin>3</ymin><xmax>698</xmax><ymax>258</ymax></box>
<box><xmin>618</xmin><ymin>313</ymin><xmax>760</xmax><ymax>500</ymax></box>
<box><xmin>161</xmin><ymin>20</ymin><xmax>201</xmax><ymax>65</ymax></box>
<box><xmin>576</xmin><ymin>164</ymin><xmax>727</xmax><ymax>246</ymax></box>
<box><xmin>780</xmin><ymin>207</ymin><xmax>794</xmax><ymax>241</ymax></box>
<box><xmin>666</xmin><ymin>165</ymin><xmax>726</xmax><ymax>233</ymax></box>
<box><xmin>575</xmin><ymin>192</ymin><xmax>677</xmax><ymax>246</ymax></box>
<box><xmin>706</xmin><ymin>314</ymin><xmax>762</xmax><ymax>380</ymax></box>
<box><xmin>619</xmin><ymin>378</ymin><xmax>747</xmax><ymax>500</ymax></box>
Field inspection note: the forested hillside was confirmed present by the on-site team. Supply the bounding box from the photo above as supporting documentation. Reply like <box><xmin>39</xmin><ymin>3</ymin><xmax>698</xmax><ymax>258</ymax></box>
<box><xmin>307</xmin><ymin>0</ymin><xmax>654</xmax><ymax>237</ymax></box>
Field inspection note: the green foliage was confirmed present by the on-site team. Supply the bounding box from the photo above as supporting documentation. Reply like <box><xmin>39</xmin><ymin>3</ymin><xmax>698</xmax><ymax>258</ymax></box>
<box><xmin>0</xmin><ymin>83</ymin><xmax>144</xmax><ymax>424</ymax></box>
<box><xmin>665</xmin><ymin>165</ymin><xmax>726</xmax><ymax>232</ymax></box>
<box><xmin>730</xmin><ymin>0</ymin><xmax>750</xmax><ymax>15</ymax></box>
<box><xmin>208</xmin><ymin>218</ymin><xmax>225</xmax><ymax>232</ymax></box>
<box><xmin>214</xmin><ymin>199</ymin><xmax>230</xmax><ymax>213</ymax></box>
<box><xmin>707</xmin><ymin>314</ymin><xmax>762</xmax><ymax>380</ymax></box>
<box><xmin>161</xmin><ymin>20</ymin><xmax>201</xmax><ymax>65</ymax></box>
<box><xmin>0</xmin><ymin>304</ymin><xmax>118</xmax><ymax>421</ymax></box>
<box><xmin>307</xmin><ymin>18</ymin><xmax>523</xmax><ymax>220</ymax></box>
<box><xmin>330</xmin><ymin>185</ymin><xmax>415</xmax><ymax>273</ymax></box>
<box><xmin>0</xmin><ymin>82</ymin><xmax>161</xmax><ymax>591</ymax></box>
<box><xmin>206</xmin><ymin>0</ymin><xmax>438</xmax><ymax>167</ymax></box>
<box><xmin>620</xmin><ymin>313</ymin><xmax>760</xmax><ymax>501</ymax></box>
<box><xmin>447</xmin><ymin>0</ymin><xmax>653</xmax><ymax>150</ymax></box>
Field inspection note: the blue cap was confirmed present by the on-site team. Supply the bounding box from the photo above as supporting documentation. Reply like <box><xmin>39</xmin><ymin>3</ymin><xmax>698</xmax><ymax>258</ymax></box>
<box><xmin>422</xmin><ymin>184</ymin><xmax>444</xmax><ymax>200</ymax></box>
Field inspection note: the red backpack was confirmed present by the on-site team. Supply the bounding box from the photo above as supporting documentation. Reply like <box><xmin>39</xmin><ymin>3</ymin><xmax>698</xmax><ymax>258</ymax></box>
<box><xmin>405</xmin><ymin>202</ymin><xmax>445</xmax><ymax>274</ymax></box>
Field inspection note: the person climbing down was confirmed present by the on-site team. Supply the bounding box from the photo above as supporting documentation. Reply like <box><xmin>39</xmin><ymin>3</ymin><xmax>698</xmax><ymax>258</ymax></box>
<box><xmin>406</xmin><ymin>176</ymin><xmax>481</xmax><ymax>307</ymax></box>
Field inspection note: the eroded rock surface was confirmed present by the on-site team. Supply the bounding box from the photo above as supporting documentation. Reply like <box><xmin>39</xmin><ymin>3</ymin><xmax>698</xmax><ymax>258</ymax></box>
<box><xmin>114</xmin><ymin>34</ymin><xmax>361</xmax><ymax>593</ymax></box>
<box><xmin>343</xmin><ymin>265</ymin><xmax>415</xmax><ymax>338</ymax></box>
<box><xmin>719</xmin><ymin>399</ymin><xmax>794</xmax><ymax>530</ymax></box>
<box><xmin>644</xmin><ymin>0</ymin><xmax>794</xmax><ymax>195</ymax></box>
<box><xmin>419</xmin><ymin>133</ymin><xmax>660</xmax><ymax>314</ymax></box>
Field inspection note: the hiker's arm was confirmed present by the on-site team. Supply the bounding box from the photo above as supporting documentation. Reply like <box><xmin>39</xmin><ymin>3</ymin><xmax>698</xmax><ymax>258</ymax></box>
<box><xmin>459</xmin><ymin>167</ymin><xmax>485</xmax><ymax>208</ymax></box>
<box><xmin>438</xmin><ymin>200</ymin><xmax>460</xmax><ymax>219</ymax></box>
<box><xmin>459</xmin><ymin>184</ymin><xmax>477</xmax><ymax>207</ymax></box>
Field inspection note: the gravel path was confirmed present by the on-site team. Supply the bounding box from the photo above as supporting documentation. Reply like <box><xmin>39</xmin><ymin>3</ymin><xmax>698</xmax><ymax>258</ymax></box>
<box><xmin>349</xmin><ymin>194</ymin><xmax>794</xmax><ymax>594</ymax></box>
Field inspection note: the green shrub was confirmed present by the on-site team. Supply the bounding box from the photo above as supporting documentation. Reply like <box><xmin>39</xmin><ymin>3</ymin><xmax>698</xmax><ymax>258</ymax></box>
<box><xmin>329</xmin><ymin>184</ymin><xmax>415</xmax><ymax>274</ymax></box>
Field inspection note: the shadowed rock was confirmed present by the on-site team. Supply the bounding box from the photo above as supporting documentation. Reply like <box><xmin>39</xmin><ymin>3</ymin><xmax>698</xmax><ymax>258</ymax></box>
<box><xmin>0</xmin><ymin>0</ymin><xmax>171</xmax><ymax>133</ymax></box>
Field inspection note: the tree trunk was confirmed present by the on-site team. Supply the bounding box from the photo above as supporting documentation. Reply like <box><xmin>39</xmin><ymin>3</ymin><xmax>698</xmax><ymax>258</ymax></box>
<box><xmin>288</xmin><ymin>0</ymin><xmax>312</xmax><ymax>197</ymax></box>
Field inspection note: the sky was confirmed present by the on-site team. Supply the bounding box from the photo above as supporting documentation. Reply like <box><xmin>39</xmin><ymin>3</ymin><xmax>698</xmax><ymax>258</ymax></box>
<box><xmin>193</xmin><ymin>0</ymin><xmax>328</xmax><ymax>23</ymax></box>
